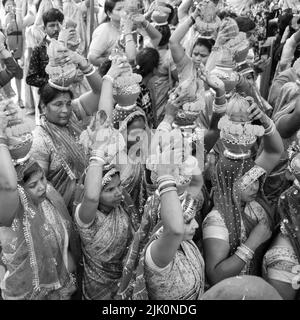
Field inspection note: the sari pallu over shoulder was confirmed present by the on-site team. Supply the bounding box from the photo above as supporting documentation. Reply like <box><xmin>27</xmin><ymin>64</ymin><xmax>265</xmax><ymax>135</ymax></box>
<box><xmin>38</xmin><ymin>114</ymin><xmax>88</xmax><ymax>209</ymax></box>
<box><xmin>79</xmin><ymin>205</ymin><xmax>134</xmax><ymax>300</ymax></box>
<box><xmin>0</xmin><ymin>184</ymin><xmax>79</xmax><ymax>300</ymax></box>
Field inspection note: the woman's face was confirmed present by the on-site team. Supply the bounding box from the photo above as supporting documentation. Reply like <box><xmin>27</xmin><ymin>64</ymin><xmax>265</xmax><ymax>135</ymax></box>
<box><xmin>127</xmin><ymin>116</ymin><xmax>146</xmax><ymax>150</ymax></box>
<box><xmin>183</xmin><ymin>218</ymin><xmax>199</xmax><ymax>241</ymax></box>
<box><xmin>192</xmin><ymin>45</ymin><xmax>210</xmax><ymax>67</ymax></box>
<box><xmin>44</xmin><ymin>92</ymin><xmax>73</xmax><ymax>126</ymax></box>
<box><xmin>99</xmin><ymin>174</ymin><xmax>123</xmax><ymax>210</ymax></box>
<box><xmin>4</xmin><ymin>0</ymin><xmax>15</xmax><ymax>13</ymax></box>
<box><xmin>24</xmin><ymin>170</ymin><xmax>47</xmax><ymax>206</ymax></box>
<box><xmin>108</xmin><ymin>1</ymin><xmax>125</xmax><ymax>23</ymax></box>
<box><xmin>240</xmin><ymin>180</ymin><xmax>260</xmax><ymax>203</ymax></box>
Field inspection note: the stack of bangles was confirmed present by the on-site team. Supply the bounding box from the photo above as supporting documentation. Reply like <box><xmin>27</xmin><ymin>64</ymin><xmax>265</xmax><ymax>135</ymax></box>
<box><xmin>264</xmin><ymin>120</ymin><xmax>276</xmax><ymax>136</ymax></box>
<box><xmin>89</xmin><ymin>150</ymin><xmax>106</xmax><ymax>168</ymax></box>
<box><xmin>82</xmin><ymin>63</ymin><xmax>96</xmax><ymax>77</ymax></box>
<box><xmin>234</xmin><ymin>243</ymin><xmax>254</xmax><ymax>264</ymax></box>
<box><xmin>157</xmin><ymin>175</ymin><xmax>177</xmax><ymax>197</ymax></box>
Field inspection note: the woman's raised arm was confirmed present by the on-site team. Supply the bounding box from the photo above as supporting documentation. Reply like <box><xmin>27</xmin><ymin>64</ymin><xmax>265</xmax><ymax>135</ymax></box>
<box><xmin>0</xmin><ymin>107</ymin><xmax>20</xmax><ymax>226</ymax></box>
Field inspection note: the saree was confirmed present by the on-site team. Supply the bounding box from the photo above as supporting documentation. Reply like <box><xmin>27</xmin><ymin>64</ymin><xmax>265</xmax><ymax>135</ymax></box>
<box><xmin>144</xmin><ymin>229</ymin><xmax>205</xmax><ymax>300</ymax></box>
<box><xmin>116</xmin><ymin>107</ymin><xmax>153</xmax><ymax>228</ymax></box>
<box><xmin>212</xmin><ymin>156</ymin><xmax>275</xmax><ymax>275</ymax></box>
<box><xmin>74</xmin><ymin>203</ymin><xmax>134</xmax><ymax>300</ymax></box>
<box><xmin>264</xmin><ymin>82</ymin><xmax>300</xmax><ymax>204</ymax></box>
<box><xmin>116</xmin><ymin>190</ymin><xmax>204</xmax><ymax>300</ymax></box>
<box><xmin>0</xmin><ymin>183</ymin><xmax>79</xmax><ymax>300</ymax></box>
<box><xmin>31</xmin><ymin>108</ymin><xmax>88</xmax><ymax>210</ymax></box>
<box><xmin>263</xmin><ymin>182</ymin><xmax>300</xmax><ymax>299</ymax></box>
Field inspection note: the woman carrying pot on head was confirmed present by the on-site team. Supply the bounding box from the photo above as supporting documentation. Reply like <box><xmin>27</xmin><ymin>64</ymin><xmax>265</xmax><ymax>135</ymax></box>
<box><xmin>202</xmin><ymin>95</ymin><xmax>284</xmax><ymax>286</ymax></box>
<box><xmin>30</xmin><ymin>48</ymin><xmax>109</xmax><ymax>212</ymax></box>
<box><xmin>74</xmin><ymin>62</ymin><xmax>139</xmax><ymax>299</ymax></box>
<box><xmin>0</xmin><ymin>105</ymin><xmax>80</xmax><ymax>300</ymax></box>
<box><xmin>116</xmin><ymin>73</ymin><xmax>228</xmax><ymax>300</ymax></box>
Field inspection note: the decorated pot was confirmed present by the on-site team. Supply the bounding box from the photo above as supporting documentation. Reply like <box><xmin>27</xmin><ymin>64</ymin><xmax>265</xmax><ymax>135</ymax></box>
<box><xmin>7</xmin><ymin>133</ymin><xmax>33</xmax><ymax>161</ymax></box>
<box><xmin>210</xmin><ymin>65</ymin><xmax>239</xmax><ymax>93</ymax></box>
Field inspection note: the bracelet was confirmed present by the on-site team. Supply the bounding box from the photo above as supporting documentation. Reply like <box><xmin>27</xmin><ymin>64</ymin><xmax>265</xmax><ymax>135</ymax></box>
<box><xmin>190</xmin><ymin>16</ymin><xmax>196</xmax><ymax>25</ymax></box>
<box><xmin>158</xmin><ymin>181</ymin><xmax>177</xmax><ymax>192</ymax></box>
<box><xmin>234</xmin><ymin>250</ymin><xmax>248</xmax><ymax>264</ymax></box>
<box><xmin>157</xmin><ymin>174</ymin><xmax>176</xmax><ymax>184</ymax></box>
<box><xmin>89</xmin><ymin>156</ymin><xmax>105</xmax><ymax>165</ymax></box>
<box><xmin>90</xmin><ymin>150</ymin><xmax>106</xmax><ymax>159</ymax></box>
<box><xmin>84</xmin><ymin>66</ymin><xmax>96</xmax><ymax>77</ymax></box>
<box><xmin>125</xmin><ymin>39</ymin><xmax>135</xmax><ymax>44</ymax></box>
<box><xmin>215</xmin><ymin>93</ymin><xmax>225</xmax><ymax>101</ymax></box>
<box><xmin>212</xmin><ymin>102</ymin><xmax>227</xmax><ymax>114</ymax></box>
<box><xmin>103</xmin><ymin>74</ymin><xmax>114</xmax><ymax>84</ymax></box>
<box><xmin>264</xmin><ymin>120</ymin><xmax>276</xmax><ymax>136</ymax></box>
<box><xmin>234</xmin><ymin>244</ymin><xmax>254</xmax><ymax>264</ymax></box>
<box><xmin>159</xmin><ymin>186</ymin><xmax>177</xmax><ymax>196</ymax></box>
<box><xmin>240</xmin><ymin>243</ymin><xmax>255</xmax><ymax>256</ymax></box>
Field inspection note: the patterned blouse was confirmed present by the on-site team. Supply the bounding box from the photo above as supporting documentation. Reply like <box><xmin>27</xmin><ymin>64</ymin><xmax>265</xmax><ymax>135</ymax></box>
<box><xmin>202</xmin><ymin>201</ymin><xmax>268</xmax><ymax>275</ymax></box>
<box><xmin>144</xmin><ymin>228</ymin><xmax>205</xmax><ymax>300</ymax></box>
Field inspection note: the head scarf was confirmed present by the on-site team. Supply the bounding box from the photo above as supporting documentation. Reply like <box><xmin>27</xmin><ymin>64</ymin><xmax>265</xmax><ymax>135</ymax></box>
<box><xmin>272</xmin><ymin>82</ymin><xmax>300</xmax><ymax>124</ymax></box>
<box><xmin>15</xmin><ymin>156</ymin><xmax>41</xmax><ymax>182</ymax></box>
<box><xmin>213</xmin><ymin>155</ymin><xmax>273</xmax><ymax>254</ymax></box>
<box><xmin>278</xmin><ymin>142</ymin><xmax>300</xmax><ymax>267</ymax></box>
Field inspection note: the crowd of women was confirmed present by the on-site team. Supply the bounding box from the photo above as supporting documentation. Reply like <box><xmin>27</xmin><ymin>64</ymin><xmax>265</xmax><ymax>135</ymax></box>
<box><xmin>0</xmin><ymin>0</ymin><xmax>300</xmax><ymax>300</ymax></box>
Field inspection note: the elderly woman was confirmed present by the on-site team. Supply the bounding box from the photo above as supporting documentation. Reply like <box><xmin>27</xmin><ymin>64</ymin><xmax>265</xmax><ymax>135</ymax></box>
<box><xmin>29</xmin><ymin>49</ymin><xmax>103</xmax><ymax>211</ymax></box>
<box><xmin>263</xmin><ymin>141</ymin><xmax>300</xmax><ymax>300</ymax></box>
<box><xmin>0</xmin><ymin>107</ymin><xmax>79</xmax><ymax>300</ymax></box>
<box><xmin>202</xmin><ymin>96</ymin><xmax>284</xmax><ymax>286</ymax></box>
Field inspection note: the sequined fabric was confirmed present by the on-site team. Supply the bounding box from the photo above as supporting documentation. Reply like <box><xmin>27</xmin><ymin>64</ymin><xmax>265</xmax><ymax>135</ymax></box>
<box><xmin>75</xmin><ymin>205</ymin><xmax>133</xmax><ymax>300</ymax></box>
<box><xmin>145</xmin><ymin>229</ymin><xmax>205</xmax><ymax>300</ymax></box>
<box><xmin>0</xmin><ymin>185</ymin><xmax>76</xmax><ymax>300</ymax></box>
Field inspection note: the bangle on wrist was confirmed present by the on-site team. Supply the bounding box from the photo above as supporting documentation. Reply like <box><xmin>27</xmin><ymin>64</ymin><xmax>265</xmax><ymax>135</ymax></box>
<box><xmin>157</xmin><ymin>174</ymin><xmax>176</xmax><ymax>184</ymax></box>
<box><xmin>212</xmin><ymin>102</ymin><xmax>227</xmax><ymax>114</ymax></box>
<box><xmin>89</xmin><ymin>156</ymin><xmax>105</xmax><ymax>165</ymax></box>
<box><xmin>103</xmin><ymin>74</ymin><xmax>114</xmax><ymax>84</ymax></box>
<box><xmin>215</xmin><ymin>93</ymin><xmax>225</xmax><ymax>100</ymax></box>
<box><xmin>159</xmin><ymin>186</ymin><xmax>177</xmax><ymax>197</ymax></box>
<box><xmin>84</xmin><ymin>66</ymin><xmax>96</xmax><ymax>77</ymax></box>
<box><xmin>264</xmin><ymin>120</ymin><xmax>276</xmax><ymax>136</ymax></box>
